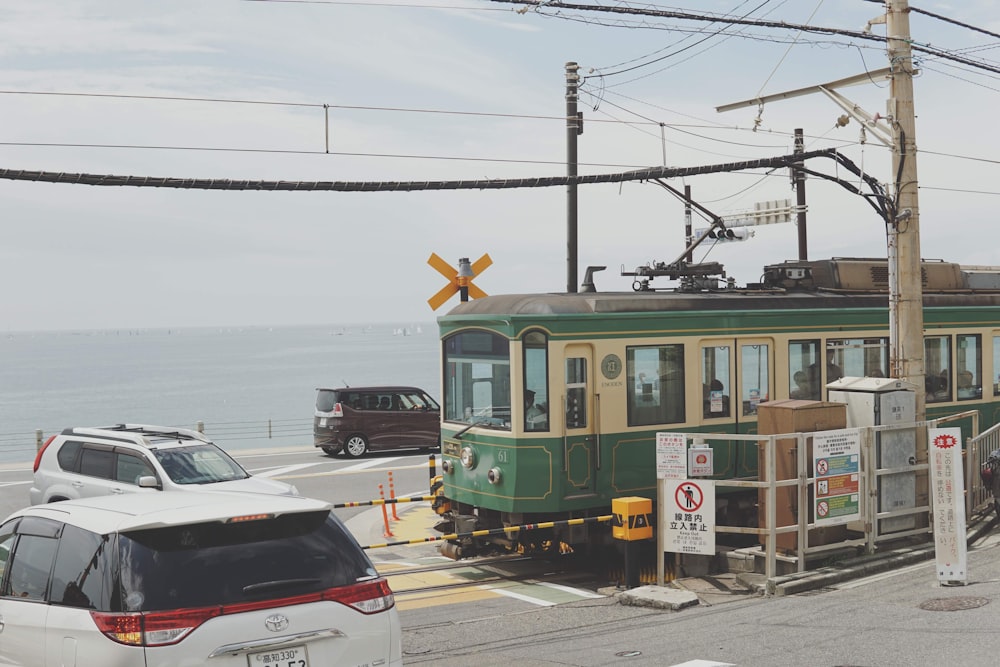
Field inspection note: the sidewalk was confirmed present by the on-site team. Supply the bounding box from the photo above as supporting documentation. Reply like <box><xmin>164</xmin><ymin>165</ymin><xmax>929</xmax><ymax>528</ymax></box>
<box><xmin>617</xmin><ymin>510</ymin><xmax>998</xmax><ymax>609</ymax></box>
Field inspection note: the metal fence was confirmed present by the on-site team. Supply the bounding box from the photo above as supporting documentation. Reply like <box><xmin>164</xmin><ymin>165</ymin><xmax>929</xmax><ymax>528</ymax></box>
<box><xmin>659</xmin><ymin>411</ymin><xmax>989</xmax><ymax>585</ymax></box>
<box><xmin>0</xmin><ymin>418</ymin><xmax>315</xmax><ymax>463</ymax></box>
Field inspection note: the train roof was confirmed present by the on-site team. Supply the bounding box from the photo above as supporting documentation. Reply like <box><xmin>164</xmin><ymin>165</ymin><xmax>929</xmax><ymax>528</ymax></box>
<box><xmin>442</xmin><ymin>258</ymin><xmax>1000</xmax><ymax>318</ymax></box>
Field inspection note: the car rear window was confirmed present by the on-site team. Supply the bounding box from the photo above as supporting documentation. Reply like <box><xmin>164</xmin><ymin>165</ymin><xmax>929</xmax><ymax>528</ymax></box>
<box><xmin>118</xmin><ymin>510</ymin><xmax>376</xmax><ymax>611</ymax></box>
<box><xmin>316</xmin><ymin>390</ymin><xmax>340</xmax><ymax>412</ymax></box>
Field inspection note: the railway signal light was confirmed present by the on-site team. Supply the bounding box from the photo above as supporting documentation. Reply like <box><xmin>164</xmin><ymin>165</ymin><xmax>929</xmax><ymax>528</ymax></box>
<box><xmin>697</xmin><ymin>227</ymin><xmax>755</xmax><ymax>243</ymax></box>
<box><xmin>427</xmin><ymin>253</ymin><xmax>492</xmax><ymax>310</ymax></box>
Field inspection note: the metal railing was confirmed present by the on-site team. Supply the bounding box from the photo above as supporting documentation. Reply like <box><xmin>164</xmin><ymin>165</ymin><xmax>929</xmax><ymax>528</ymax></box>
<box><xmin>659</xmin><ymin>412</ymin><xmax>987</xmax><ymax>586</ymax></box>
<box><xmin>0</xmin><ymin>418</ymin><xmax>315</xmax><ymax>463</ymax></box>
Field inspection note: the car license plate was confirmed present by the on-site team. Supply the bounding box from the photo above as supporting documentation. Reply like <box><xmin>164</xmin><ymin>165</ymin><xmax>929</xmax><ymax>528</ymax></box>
<box><xmin>247</xmin><ymin>645</ymin><xmax>309</xmax><ymax>667</ymax></box>
<box><xmin>319</xmin><ymin>418</ymin><xmax>327</xmax><ymax>427</ymax></box>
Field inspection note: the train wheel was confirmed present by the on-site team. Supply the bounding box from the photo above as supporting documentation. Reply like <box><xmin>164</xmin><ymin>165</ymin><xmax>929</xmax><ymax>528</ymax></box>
<box><xmin>343</xmin><ymin>434</ymin><xmax>369</xmax><ymax>458</ymax></box>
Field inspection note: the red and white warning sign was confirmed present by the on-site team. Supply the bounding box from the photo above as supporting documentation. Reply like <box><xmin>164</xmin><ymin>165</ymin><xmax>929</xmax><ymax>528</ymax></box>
<box><xmin>688</xmin><ymin>446</ymin><xmax>714</xmax><ymax>476</ymax></box>
<box><xmin>663</xmin><ymin>479</ymin><xmax>715</xmax><ymax>556</ymax></box>
<box><xmin>929</xmin><ymin>427</ymin><xmax>967</xmax><ymax>583</ymax></box>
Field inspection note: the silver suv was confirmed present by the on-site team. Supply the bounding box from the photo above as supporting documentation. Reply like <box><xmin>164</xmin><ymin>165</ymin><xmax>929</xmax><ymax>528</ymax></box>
<box><xmin>0</xmin><ymin>491</ymin><xmax>402</xmax><ymax>666</ymax></box>
<box><xmin>30</xmin><ymin>423</ymin><xmax>298</xmax><ymax>504</ymax></box>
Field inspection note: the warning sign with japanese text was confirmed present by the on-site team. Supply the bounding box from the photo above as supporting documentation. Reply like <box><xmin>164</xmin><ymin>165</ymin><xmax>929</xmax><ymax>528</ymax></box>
<box><xmin>656</xmin><ymin>432</ymin><xmax>687</xmax><ymax>480</ymax></box>
<box><xmin>929</xmin><ymin>427</ymin><xmax>967</xmax><ymax>583</ymax></box>
<box><xmin>663</xmin><ymin>479</ymin><xmax>716</xmax><ymax>555</ymax></box>
<box><xmin>813</xmin><ymin>429</ymin><xmax>861</xmax><ymax>526</ymax></box>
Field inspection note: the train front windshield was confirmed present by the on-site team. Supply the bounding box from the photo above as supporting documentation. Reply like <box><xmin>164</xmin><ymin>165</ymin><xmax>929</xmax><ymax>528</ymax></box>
<box><xmin>443</xmin><ymin>331</ymin><xmax>512</xmax><ymax>428</ymax></box>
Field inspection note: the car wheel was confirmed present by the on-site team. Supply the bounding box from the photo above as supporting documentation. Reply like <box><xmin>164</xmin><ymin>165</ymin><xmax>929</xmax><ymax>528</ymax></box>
<box><xmin>344</xmin><ymin>434</ymin><xmax>369</xmax><ymax>458</ymax></box>
<box><xmin>321</xmin><ymin>446</ymin><xmax>340</xmax><ymax>456</ymax></box>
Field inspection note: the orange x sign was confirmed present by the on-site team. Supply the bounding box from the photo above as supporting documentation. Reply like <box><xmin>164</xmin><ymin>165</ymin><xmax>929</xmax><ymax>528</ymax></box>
<box><xmin>427</xmin><ymin>253</ymin><xmax>492</xmax><ymax>310</ymax></box>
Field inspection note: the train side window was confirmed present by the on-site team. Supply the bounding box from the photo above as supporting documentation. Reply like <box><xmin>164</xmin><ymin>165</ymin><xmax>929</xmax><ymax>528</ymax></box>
<box><xmin>828</xmin><ymin>337</ymin><xmax>889</xmax><ymax>379</ymax></box>
<box><xmin>741</xmin><ymin>344</ymin><xmax>769</xmax><ymax>416</ymax></box>
<box><xmin>925</xmin><ymin>335</ymin><xmax>952</xmax><ymax>403</ymax></box>
<box><xmin>523</xmin><ymin>331</ymin><xmax>549</xmax><ymax>432</ymax></box>
<box><xmin>701</xmin><ymin>346</ymin><xmax>731</xmax><ymax>418</ymax></box>
<box><xmin>627</xmin><ymin>344</ymin><xmax>685</xmax><ymax>426</ymax></box>
<box><xmin>788</xmin><ymin>340</ymin><xmax>820</xmax><ymax>400</ymax></box>
<box><xmin>956</xmin><ymin>334</ymin><xmax>982</xmax><ymax>401</ymax></box>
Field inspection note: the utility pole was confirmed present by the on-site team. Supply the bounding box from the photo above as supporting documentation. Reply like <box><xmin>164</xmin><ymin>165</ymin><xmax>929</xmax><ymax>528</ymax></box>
<box><xmin>566</xmin><ymin>62</ymin><xmax>581</xmax><ymax>293</ymax></box>
<box><xmin>793</xmin><ymin>128</ymin><xmax>808</xmax><ymax>260</ymax></box>
<box><xmin>684</xmin><ymin>184</ymin><xmax>693</xmax><ymax>263</ymax></box>
<box><xmin>886</xmin><ymin>0</ymin><xmax>926</xmax><ymax>424</ymax></box>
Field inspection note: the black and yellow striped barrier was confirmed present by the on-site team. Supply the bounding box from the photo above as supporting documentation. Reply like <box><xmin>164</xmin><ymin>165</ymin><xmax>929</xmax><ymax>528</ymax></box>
<box><xmin>332</xmin><ymin>495</ymin><xmax>435</xmax><ymax>509</ymax></box>
<box><xmin>363</xmin><ymin>514</ymin><xmax>614</xmax><ymax>550</ymax></box>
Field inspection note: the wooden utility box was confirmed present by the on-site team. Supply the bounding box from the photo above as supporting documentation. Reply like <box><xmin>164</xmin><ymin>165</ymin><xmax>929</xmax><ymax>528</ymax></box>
<box><xmin>757</xmin><ymin>399</ymin><xmax>848</xmax><ymax>553</ymax></box>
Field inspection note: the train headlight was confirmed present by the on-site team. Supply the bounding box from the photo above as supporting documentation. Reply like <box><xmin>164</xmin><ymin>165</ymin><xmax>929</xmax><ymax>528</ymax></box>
<box><xmin>460</xmin><ymin>446</ymin><xmax>476</xmax><ymax>469</ymax></box>
<box><xmin>442</xmin><ymin>459</ymin><xmax>453</xmax><ymax>474</ymax></box>
<box><xmin>487</xmin><ymin>467</ymin><xmax>502</xmax><ymax>485</ymax></box>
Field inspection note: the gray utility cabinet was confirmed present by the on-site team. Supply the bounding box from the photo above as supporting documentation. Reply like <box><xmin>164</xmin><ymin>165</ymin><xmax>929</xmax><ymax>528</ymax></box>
<box><xmin>827</xmin><ymin>376</ymin><xmax>918</xmax><ymax>533</ymax></box>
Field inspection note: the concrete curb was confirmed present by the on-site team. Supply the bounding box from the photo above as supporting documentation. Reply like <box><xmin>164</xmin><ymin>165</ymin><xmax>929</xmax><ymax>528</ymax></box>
<box><xmin>615</xmin><ymin>513</ymin><xmax>997</xmax><ymax>607</ymax></box>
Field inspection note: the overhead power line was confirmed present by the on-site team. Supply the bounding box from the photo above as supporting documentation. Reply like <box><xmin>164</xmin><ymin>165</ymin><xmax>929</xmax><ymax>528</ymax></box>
<box><xmin>0</xmin><ymin>148</ymin><xmax>838</xmax><ymax>192</ymax></box>
<box><xmin>491</xmin><ymin>0</ymin><xmax>1000</xmax><ymax>77</ymax></box>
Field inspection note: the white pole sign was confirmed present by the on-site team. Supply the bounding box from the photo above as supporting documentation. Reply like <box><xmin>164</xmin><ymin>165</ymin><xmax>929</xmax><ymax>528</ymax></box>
<box><xmin>929</xmin><ymin>427</ymin><xmax>967</xmax><ymax>583</ymax></box>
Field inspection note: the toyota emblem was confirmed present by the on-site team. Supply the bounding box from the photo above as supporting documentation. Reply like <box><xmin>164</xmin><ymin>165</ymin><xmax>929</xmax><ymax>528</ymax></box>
<box><xmin>264</xmin><ymin>614</ymin><xmax>289</xmax><ymax>632</ymax></box>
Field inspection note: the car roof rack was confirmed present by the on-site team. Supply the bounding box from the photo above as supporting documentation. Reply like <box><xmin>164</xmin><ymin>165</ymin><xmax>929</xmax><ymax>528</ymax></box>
<box><xmin>65</xmin><ymin>423</ymin><xmax>211</xmax><ymax>446</ymax></box>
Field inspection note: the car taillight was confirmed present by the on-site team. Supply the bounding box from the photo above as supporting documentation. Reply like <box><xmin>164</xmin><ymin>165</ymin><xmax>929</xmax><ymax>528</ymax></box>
<box><xmin>331</xmin><ymin>402</ymin><xmax>343</xmax><ymax>418</ymax></box>
<box><xmin>324</xmin><ymin>578</ymin><xmax>395</xmax><ymax>614</ymax></box>
<box><xmin>32</xmin><ymin>435</ymin><xmax>56</xmax><ymax>473</ymax></box>
<box><xmin>89</xmin><ymin>579</ymin><xmax>394</xmax><ymax>646</ymax></box>
<box><xmin>90</xmin><ymin>608</ymin><xmax>221</xmax><ymax>647</ymax></box>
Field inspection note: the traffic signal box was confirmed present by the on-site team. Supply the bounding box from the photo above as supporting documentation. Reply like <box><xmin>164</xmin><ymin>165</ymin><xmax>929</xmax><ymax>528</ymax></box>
<box><xmin>612</xmin><ymin>496</ymin><xmax>653</xmax><ymax>541</ymax></box>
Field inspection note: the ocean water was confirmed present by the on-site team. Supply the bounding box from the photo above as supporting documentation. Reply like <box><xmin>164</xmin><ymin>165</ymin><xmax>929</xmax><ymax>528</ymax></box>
<box><xmin>0</xmin><ymin>324</ymin><xmax>439</xmax><ymax>464</ymax></box>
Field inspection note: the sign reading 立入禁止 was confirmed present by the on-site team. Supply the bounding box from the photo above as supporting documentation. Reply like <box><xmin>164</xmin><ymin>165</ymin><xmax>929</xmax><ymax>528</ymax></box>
<box><xmin>664</xmin><ymin>479</ymin><xmax>716</xmax><ymax>555</ymax></box>
<box><xmin>812</xmin><ymin>429</ymin><xmax>861</xmax><ymax>526</ymax></box>
<box><xmin>656</xmin><ymin>432</ymin><xmax>687</xmax><ymax>480</ymax></box>
<box><xmin>929</xmin><ymin>427</ymin><xmax>967</xmax><ymax>583</ymax></box>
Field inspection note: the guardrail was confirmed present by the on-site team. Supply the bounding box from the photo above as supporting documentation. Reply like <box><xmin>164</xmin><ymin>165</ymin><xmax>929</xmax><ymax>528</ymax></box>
<box><xmin>0</xmin><ymin>418</ymin><xmax>314</xmax><ymax>461</ymax></box>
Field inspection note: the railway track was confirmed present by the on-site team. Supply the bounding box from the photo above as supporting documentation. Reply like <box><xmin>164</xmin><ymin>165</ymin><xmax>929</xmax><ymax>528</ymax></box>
<box><xmin>378</xmin><ymin>552</ymin><xmax>605</xmax><ymax>600</ymax></box>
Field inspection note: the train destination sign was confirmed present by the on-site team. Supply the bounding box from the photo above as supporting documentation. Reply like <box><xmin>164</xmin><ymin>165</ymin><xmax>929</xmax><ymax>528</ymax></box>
<box><xmin>812</xmin><ymin>429</ymin><xmax>861</xmax><ymax>526</ymax></box>
<box><xmin>664</xmin><ymin>479</ymin><xmax>716</xmax><ymax>556</ymax></box>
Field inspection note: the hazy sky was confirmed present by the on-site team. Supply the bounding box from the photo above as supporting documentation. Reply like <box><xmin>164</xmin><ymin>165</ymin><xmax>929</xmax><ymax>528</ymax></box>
<box><xmin>3</xmin><ymin>1</ymin><xmax>1000</xmax><ymax>331</ymax></box>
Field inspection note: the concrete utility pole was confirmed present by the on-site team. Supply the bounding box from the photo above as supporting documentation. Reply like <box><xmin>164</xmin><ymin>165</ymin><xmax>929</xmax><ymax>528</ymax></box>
<box><xmin>886</xmin><ymin>0</ymin><xmax>926</xmax><ymax>423</ymax></box>
<box><xmin>793</xmin><ymin>129</ymin><xmax>808</xmax><ymax>260</ymax></box>
<box><xmin>566</xmin><ymin>62</ymin><xmax>581</xmax><ymax>293</ymax></box>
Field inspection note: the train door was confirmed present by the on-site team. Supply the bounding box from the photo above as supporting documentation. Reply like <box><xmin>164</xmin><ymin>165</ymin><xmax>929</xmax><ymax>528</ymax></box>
<box><xmin>699</xmin><ymin>343</ymin><xmax>734</xmax><ymax>423</ymax></box>
<box><xmin>732</xmin><ymin>338</ymin><xmax>772</xmax><ymax>477</ymax></box>
<box><xmin>562</xmin><ymin>344</ymin><xmax>597</xmax><ymax>497</ymax></box>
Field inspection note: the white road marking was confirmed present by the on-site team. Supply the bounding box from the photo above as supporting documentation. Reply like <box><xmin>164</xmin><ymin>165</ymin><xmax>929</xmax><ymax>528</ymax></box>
<box><xmin>250</xmin><ymin>463</ymin><xmax>322</xmax><ymax>477</ymax></box>
<box><xmin>534</xmin><ymin>581</ymin><xmax>605</xmax><ymax>599</ymax></box>
<box><xmin>478</xmin><ymin>585</ymin><xmax>556</xmax><ymax>607</ymax></box>
<box><xmin>670</xmin><ymin>661</ymin><xmax>736</xmax><ymax>667</ymax></box>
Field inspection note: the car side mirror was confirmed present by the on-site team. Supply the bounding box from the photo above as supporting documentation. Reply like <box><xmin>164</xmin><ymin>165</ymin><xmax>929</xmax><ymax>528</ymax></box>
<box><xmin>137</xmin><ymin>475</ymin><xmax>161</xmax><ymax>489</ymax></box>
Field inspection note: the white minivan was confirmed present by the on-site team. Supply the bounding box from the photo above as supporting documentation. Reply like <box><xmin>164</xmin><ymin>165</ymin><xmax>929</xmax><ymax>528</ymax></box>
<box><xmin>0</xmin><ymin>491</ymin><xmax>403</xmax><ymax>666</ymax></box>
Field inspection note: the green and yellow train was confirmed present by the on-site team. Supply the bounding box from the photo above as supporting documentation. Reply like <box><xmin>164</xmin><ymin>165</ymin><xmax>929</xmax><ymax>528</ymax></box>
<box><xmin>432</xmin><ymin>257</ymin><xmax>1000</xmax><ymax>557</ymax></box>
